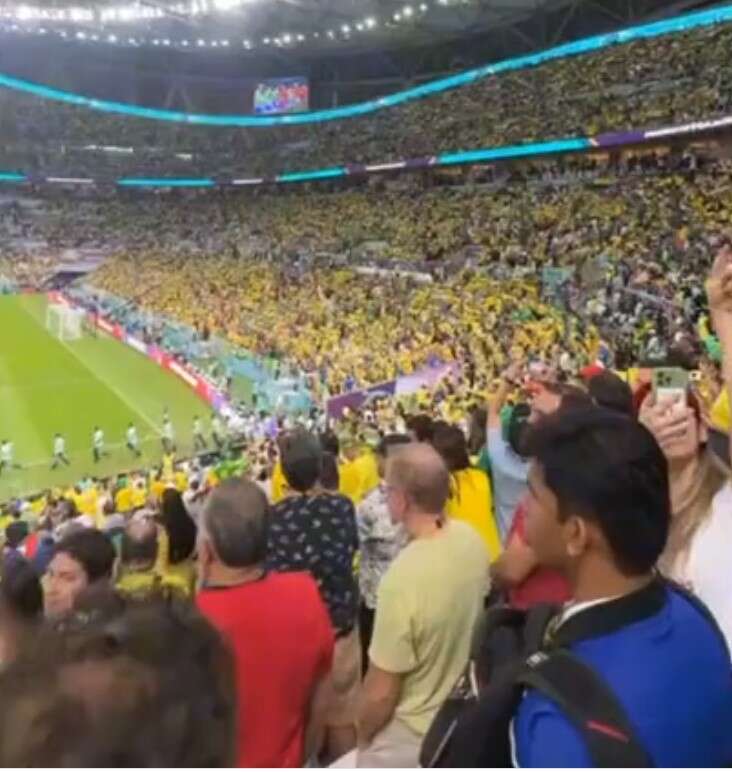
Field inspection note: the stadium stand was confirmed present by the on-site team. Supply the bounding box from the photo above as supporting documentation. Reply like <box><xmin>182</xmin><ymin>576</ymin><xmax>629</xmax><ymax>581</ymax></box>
<box><xmin>0</xmin><ymin>19</ymin><xmax>731</xmax><ymax>178</ymax></box>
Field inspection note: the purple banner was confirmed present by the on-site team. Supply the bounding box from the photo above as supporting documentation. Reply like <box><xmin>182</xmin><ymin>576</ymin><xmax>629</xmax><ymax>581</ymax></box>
<box><xmin>593</xmin><ymin>130</ymin><xmax>646</xmax><ymax>148</ymax></box>
<box><xmin>395</xmin><ymin>361</ymin><xmax>460</xmax><ymax>395</ymax></box>
<box><xmin>327</xmin><ymin>380</ymin><xmax>397</xmax><ymax>419</ymax></box>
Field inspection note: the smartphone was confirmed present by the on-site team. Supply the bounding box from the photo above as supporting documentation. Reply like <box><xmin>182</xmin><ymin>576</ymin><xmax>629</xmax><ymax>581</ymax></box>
<box><xmin>652</xmin><ymin>368</ymin><xmax>689</xmax><ymax>403</ymax></box>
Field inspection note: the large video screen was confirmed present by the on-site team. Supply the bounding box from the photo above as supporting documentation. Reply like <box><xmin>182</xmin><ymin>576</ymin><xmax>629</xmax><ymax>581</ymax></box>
<box><xmin>253</xmin><ymin>77</ymin><xmax>309</xmax><ymax>115</ymax></box>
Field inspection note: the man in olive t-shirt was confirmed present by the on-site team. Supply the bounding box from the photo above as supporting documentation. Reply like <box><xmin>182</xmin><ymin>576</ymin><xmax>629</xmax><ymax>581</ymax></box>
<box><xmin>356</xmin><ymin>443</ymin><xmax>489</xmax><ymax>768</ymax></box>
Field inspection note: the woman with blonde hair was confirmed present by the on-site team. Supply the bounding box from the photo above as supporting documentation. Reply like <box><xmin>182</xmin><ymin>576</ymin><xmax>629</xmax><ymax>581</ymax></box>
<box><xmin>638</xmin><ymin>248</ymin><xmax>732</xmax><ymax>647</ymax></box>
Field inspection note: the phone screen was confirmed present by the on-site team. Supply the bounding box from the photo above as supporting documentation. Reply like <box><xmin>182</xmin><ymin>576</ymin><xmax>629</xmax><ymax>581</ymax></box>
<box><xmin>652</xmin><ymin>368</ymin><xmax>689</xmax><ymax>403</ymax></box>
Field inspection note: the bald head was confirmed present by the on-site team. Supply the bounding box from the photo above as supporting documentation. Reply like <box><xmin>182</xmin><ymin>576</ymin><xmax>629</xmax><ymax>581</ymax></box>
<box><xmin>202</xmin><ymin>479</ymin><xmax>269</xmax><ymax>568</ymax></box>
<box><xmin>386</xmin><ymin>443</ymin><xmax>450</xmax><ymax>515</ymax></box>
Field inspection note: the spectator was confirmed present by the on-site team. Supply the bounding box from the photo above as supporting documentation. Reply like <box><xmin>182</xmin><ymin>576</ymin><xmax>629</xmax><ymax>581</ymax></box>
<box><xmin>181</xmin><ymin>476</ymin><xmax>206</xmax><ymax>525</ymax></box>
<box><xmin>0</xmin><ymin>597</ymin><xmax>236</xmax><ymax>766</ymax></box>
<box><xmin>491</xmin><ymin>385</ymin><xmax>592</xmax><ymax>607</ymax></box>
<box><xmin>513</xmin><ymin>408</ymin><xmax>732</xmax><ymax>766</ymax></box>
<box><xmin>0</xmin><ymin>556</ymin><xmax>42</xmax><ymax>669</ymax></box>
<box><xmin>156</xmin><ymin>487</ymin><xmax>197</xmax><ymax>598</ymax></box>
<box><xmin>635</xmin><ymin>247</ymin><xmax>732</xmax><ymax>648</ymax></box>
<box><xmin>586</xmin><ymin>370</ymin><xmax>634</xmax><ymax>415</ymax></box>
<box><xmin>267</xmin><ymin>430</ymin><xmax>359</xmax><ymax>759</ymax></box>
<box><xmin>197</xmin><ymin>479</ymin><xmax>334</xmax><ymax>767</ymax></box>
<box><xmin>356</xmin><ymin>433</ymin><xmax>411</xmax><ymax>667</ymax></box>
<box><xmin>486</xmin><ymin>368</ymin><xmax>531</xmax><ymax>542</ymax></box>
<box><xmin>357</xmin><ymin>443</ymin><xmax>489</xmax><ymax>767</ymax></box>
<box><xmin>431</xmin><ymin>422</ymin><xmax>501</xmax><ymax>558</ymax></box>
<box><xmin>42</xmin><ymin>529</ymin><xmax>115</xmax><ymax>619</ymax></box>
<box><xmin>406</xmin><ymin>414</ymin><xmax>435</xmax><ymax>443</ymax></box>
<box><xmin>115</xmin><ymin>519</ymin><xmax>161</xmax><ymax>599</ymax></box>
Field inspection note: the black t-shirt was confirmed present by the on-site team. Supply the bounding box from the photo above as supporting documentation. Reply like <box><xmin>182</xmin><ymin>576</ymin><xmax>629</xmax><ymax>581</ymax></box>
<box><xmin>267</xmin><ymin>493</ymin><xmax>359</xmax><ymax>634</ymax></box>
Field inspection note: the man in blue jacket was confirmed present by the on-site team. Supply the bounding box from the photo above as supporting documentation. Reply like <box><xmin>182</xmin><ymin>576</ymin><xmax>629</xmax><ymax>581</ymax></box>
<box><xmin>513</xmin><ymin>407</ymin><xmax>732</xmax><ymax>767</ymax></box>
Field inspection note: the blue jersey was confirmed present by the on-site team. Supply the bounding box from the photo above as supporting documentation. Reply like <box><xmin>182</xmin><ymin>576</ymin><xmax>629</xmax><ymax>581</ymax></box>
<box><xmin>514</xmin><ymin>588</ymin><xmax>732</xmax><ymax>767</ymax></box>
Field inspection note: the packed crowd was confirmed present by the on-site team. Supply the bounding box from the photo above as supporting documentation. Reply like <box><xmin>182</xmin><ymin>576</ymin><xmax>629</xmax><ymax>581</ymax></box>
<box><xmin>72</xmin><ymin>150</ymin><xmax>722</xmax><ymax>392</ymax></box>
<box><xmin>0</xmin><ymin>21</ymin><xmax>731</xmax><ymax>178</ymax></box>
<box><xmin>0</xmin><ymin>251</ymin><xmax>729</xmax><ymax>766</ymax></box>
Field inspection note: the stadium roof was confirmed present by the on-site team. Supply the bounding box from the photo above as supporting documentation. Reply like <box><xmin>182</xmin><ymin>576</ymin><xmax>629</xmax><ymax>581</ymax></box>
<box><xmin>0</xmin><ymin>0</ymin><xmax>716</xmax><ymax>54</ymax></box>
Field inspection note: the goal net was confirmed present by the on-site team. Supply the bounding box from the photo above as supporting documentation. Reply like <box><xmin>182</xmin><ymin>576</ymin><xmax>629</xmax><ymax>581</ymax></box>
<box><xmin>46</xmin><ymin>303</ymin><xmax>85</xmax><ymax>342</ymax></box>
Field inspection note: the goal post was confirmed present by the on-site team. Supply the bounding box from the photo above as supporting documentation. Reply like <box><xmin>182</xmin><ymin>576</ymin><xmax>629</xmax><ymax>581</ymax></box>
<box><xmin>46</xmin><ymin>303</ymin><xmax>85</xmax><ymax>342</ymax></box>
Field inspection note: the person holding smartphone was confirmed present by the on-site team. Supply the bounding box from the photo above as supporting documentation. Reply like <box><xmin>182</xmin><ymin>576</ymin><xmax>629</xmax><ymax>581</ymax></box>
<box><xmin>638</xmin><ymin>247</ymin><xmax>732</xmax><ymax>648</ymax></box>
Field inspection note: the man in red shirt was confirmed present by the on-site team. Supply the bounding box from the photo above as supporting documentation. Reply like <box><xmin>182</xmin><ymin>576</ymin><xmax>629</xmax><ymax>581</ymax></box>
<box><xmin>491</xmin><ymin>497</ymin><xmax>571</xmax><ymax>609</ymax></box>
<box><xmin>197</xmin><ymin>479</ymin><xmax>334</xmax><ymax>767</ymax></box>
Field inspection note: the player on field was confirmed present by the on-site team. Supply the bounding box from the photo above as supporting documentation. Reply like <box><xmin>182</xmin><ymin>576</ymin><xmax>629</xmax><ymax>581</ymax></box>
<box><xmin>126</xmin><ymin>422</ymin><xmax>142</xmax><ymax>458</ymax></box>
<box><xmin>162</xmin><ymin>417</ymin><xmax>175</xmax><ymax>455</ymax></box>
<box><xmin>51</xmin><ymin>433</ymin><xmax>70</xmax><ymax>469</ymax></box>
<box><xmin>92</xmin><ymin>427</ymin><xmax>108</xmax><ymax>463</ymax></box>
<box><xmin>0</xmin><ymin>440</ymin><xmax>20</xmax><ymax>476</ymax></box>
<box><xmin>193</xmin><ymin>415</ymin><xmax>206</xmax><ymax>452</ymax></box>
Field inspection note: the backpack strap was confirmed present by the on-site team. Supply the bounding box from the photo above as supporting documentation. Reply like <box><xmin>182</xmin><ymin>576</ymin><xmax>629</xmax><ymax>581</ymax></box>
<box><xmin>517</xmin><ymin>650</ymin><xmax>652</xmax><ymax>768</ymax></box>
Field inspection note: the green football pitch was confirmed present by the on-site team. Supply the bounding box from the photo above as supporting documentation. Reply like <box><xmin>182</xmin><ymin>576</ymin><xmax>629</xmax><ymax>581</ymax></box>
<box><xmin>0</xmin><ymin>294</ymin><xmax>211</xmax><ymax>502</ymax></box>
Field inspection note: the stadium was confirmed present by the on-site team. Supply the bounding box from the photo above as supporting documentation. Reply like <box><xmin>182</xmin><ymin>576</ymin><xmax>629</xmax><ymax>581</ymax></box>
<box><xmin>0</xmin><ymin>0</ymin><xmax>731</xmax><ymax>766</ymax></box>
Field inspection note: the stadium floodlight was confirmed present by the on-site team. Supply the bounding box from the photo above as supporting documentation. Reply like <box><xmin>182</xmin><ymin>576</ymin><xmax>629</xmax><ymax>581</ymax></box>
<box><xmin>181</xmin><ymin>39</ymin><xmax>189</xmax><ymax>45</ymax></box>
<box><xmin>341</xmin><ymin>23</ymin><xmax>350</xmax><ymax>33</ymax></box>
<box><xmin>326</xmin><ymin>29</ymin><xmax>333</xmax><ymax>38</ymax></box>
<box><xmin>163</xmin><ymin>38</ymin><xmax>170</xmax><ymax>45</ymax></box>
<box><xmin>365</xmin><ymin>16</ymin><xmax>376</xmax><ymax>28</ymax></box>
<box><xmin>419</xmin><ymin>2</ymin><xmax>428</xmax><ymax>9</ymax></box>
<box><xmin>108</xmin><ymin>33</ymin><xmax>117</xmax><ymax>42</ymax></box>
<box><xmin>75</xmin><ymin>30</ymin><xmax>85</xmax><ymax>38</ymax></box>
<box><xmin>297</xmin><ymin>33</ymin><xmax>304</xmax><ymax>41</ymax></box>
<box><xmin>403</xmin><ymin>5</ymin><xmax>413</xmax><ymax>16</ymax></box>
<box><xmin>356</xmin><ymin>22</ymin><xmax>363</xmax><ymax>30</ymax></box>
<box><xmin>197</xmin><ymin>37</ymin><xmax>205</xmax><ymax>45</ymax></box>
<box><xmin>394</xmin><ymin>12</ymin><xmax>401</xmax><ymax>20</ymax></box>
<box><xmin>282</xmin><ymin>33</ymin><xmax>291</xmax><ymax>43</ymax></box>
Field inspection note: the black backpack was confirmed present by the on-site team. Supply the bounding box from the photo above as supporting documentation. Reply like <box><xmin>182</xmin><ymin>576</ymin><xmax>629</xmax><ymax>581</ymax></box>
<box><xmin>420</xmin><ymin>579</ymin><xmax>727</xmax><ymax>768</ymax></box>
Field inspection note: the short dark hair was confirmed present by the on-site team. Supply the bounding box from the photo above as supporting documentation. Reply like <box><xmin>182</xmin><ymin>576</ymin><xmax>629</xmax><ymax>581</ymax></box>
<box><xmin>406</xmin><ymin>414</ymin><xmax>435</xmax><ymax>443</ymax></box>
<box><xmin>375</xmin><ymin>434</ymin><xmax>412</xmax><ymax>458</ymax></box>
<box><xmin>507</xmin><ymin>403</ymin><xmax>532</xmax><ymax>457</ymax></box>
<box><xmin>528</xmin><ymin>408</ymin><xmax>670</xmax><ymax>576</ymax></box>
<box><xmin>541</xmin><ymin>382</ymin><xmax>594</xmax><ymax>413</ymax></box>
<box><xmin>587</xmin><ymin>372</ymin><xmax>634</xmax><ymax>416</ymax></box>
<box><xmin>54</xmin><ymin>530</ymin><xmax>116</xmax><ymax>583</ymax></box>
<box><xmin>319</xmin><ymin>452</ymin><xmax>340</xmax><ymax>492</ymax></box>
<box><xmin>1</xmin><ymin>556</ymin><xmax>42</xmax><ymax>621</ymax></box>
<box><xmin>431</xmin><ymin>424</ymin><xmax>470</xmax><ymax>472</ymax></box>
<box><xmin>202</xmin><ymin>479</ymin><xmax>269</xmax><ymax>568</ymax></box>
<box><xmin>280</xmin><ymin>431</ymin><xmax>322</xmax><ymax>493</ymax></box>
<box><xmin>0</xmin><ymin>598</ymin><xmax>236</xmax><ymax>766</ymax></box>
<box><xmin>319</xmin><ymin>430</ymin><xmax>340</xmax><ymax>457</ymax></box>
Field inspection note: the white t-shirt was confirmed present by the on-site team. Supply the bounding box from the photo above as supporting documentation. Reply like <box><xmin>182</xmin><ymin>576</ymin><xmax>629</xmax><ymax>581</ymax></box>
<box><xmin>676</xmin><ymin>480</ymin><xmax>732</xmax><ymax>651</ymax></box>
